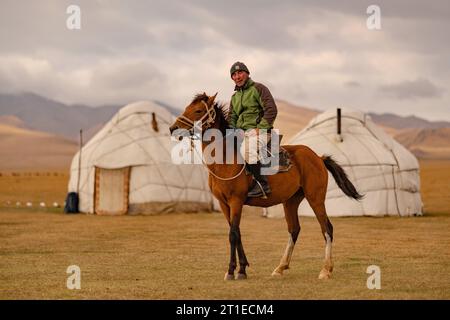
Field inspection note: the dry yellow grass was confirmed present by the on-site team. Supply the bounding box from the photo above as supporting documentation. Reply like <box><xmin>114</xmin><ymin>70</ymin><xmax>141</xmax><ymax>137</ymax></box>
<box><xmin>419</xmin><ymin>160</ymin><xmax>450</xmax><ymax>215</ymax></box>
<box><xmin>0</xmin><ymin>160</ymin><xmax>449</xmax><ymax>299</ymax></box>
<box><xmin>0</xmin><ymin>172</ymin><xmax>68</xmax><ymax>207</ymax></box>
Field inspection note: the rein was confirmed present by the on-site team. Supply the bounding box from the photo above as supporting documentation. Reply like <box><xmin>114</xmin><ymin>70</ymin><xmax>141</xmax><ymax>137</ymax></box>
<box><xmin>192</xmin><ymin>143</ymin><xmax>246</xmax><ymax>181</ymax></box>
<box><xmin>176</xmin><ymin>100</ymin><xmax>246</xmax><ymax>181</ymax></box>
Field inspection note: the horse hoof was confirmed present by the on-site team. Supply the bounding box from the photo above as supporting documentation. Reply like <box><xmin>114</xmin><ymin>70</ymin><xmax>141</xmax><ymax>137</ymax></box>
<box><xmin>236</xmin><ymin>273</ymin><xmax>247</xmax><ymax>280</ymax></box>
<box><xmin>271</xmin><ymin>270</ymin><xmax>283</xmax><ymax>277</ymax></box>
<box><xmin>224</xmin><ymin>272</ymin><xmax>235</xmax><ymax>281</ymax></box>
<box><xmin>318</xmin><ymin>269</ymin><xmax>332</xmax><ymax>280</ymax></box>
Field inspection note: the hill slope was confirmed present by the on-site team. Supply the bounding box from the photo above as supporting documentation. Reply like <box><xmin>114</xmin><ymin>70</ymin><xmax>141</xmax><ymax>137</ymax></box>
<box><xmin>394</xmin><ymin>128</ymin><xmax>450</xmax><ymax>159</ymax></box>
<box><xmin>0</xmin><ymin>123</ymin><xmax>78</xmax><ymax>171</ymax></box>
<box><xmin>273</xmin><ymin>99</ymin><xmax>319</xmax><ymax>141</ymax></box>
<box><xmin>0</xmin><ymin>92</ymin><xmax>121</xmax><ymax>140</ymax></box>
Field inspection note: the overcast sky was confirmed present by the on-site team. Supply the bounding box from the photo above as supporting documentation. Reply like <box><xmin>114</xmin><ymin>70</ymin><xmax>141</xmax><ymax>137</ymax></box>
<box><xmin>1</xmin><ymin>0</ymin><xmax>449</xmax><ymax>120</ymax></box>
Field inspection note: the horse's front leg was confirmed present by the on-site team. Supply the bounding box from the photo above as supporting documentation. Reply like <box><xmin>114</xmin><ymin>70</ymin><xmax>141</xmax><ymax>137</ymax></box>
<box><xmin>218</xmin><ymin>201</ymin><xmax>236</xmax><ymax>280</ymax></box>
<box><xmin>235</xmin><ymin>227</ymin><xmax>249</xmax><ymax>280</ymax></box>
<box><xmin>225</xmin><ymin>222</ymin><xmax>238</xmax><ymax>280</ymax></box>
<box><xmin>226</xmin><ymin>199</ymin><xmax>248</xmax><ymax>280</ymax></box>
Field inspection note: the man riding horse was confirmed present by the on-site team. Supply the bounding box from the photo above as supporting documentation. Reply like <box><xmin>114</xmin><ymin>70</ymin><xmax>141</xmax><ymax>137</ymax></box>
<box><xmin>229</xmin><ymin>61</ymin><xmax>277</xmax><ymax>198</ymax></box>
<box><xmin>170</xmin><ymin>88</ymin><xmax>363</xmax><ymax>280</ymax></box>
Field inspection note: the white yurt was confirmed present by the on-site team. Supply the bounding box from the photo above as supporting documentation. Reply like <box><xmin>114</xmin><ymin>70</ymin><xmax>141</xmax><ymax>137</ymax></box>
<box><xmin>67</xmin><ymin>101</ymin><xmax>217</xmax><ymax>215</ymax></box>
<box><xmin>267</xmin><ymin>108</ymin><xmax>423</xmax><ymax>217</ymax></box>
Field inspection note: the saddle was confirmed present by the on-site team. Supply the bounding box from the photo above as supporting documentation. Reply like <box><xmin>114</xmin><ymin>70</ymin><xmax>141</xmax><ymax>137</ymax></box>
<box><xmin>260</xmin><ymin>146</ymin><xmax>292</xmax><ymax>175</ymax></box>
<box><xmin>245</xmin><ymin>134</ymin><xmax>292</xmax><ymax>176</ymax></box>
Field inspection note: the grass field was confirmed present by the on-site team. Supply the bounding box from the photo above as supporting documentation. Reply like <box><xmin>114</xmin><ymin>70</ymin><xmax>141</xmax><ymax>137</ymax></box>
<box><xmin>0</xmin><ymin>160</ymin><xmax>449</xmax><ymax>299</ymax></box>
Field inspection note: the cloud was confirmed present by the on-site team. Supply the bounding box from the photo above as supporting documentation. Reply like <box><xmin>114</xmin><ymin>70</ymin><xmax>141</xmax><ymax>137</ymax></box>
<box><xmin>345</xmin><ymin>81</ymin><xmax>361</xmax><ymax>88</ymax></box>
<box><xmin>0</xmin><ymin>55</ymin><xmax>170</xmax><ymax>106</ymax></box>
<box><xmin>378</xmin><ymin>78</ymin><xmax>444</xmax><ymax>100</ymax></box>
<box><xmin>0</xmin><ymin>0</ymin><xmax>449</xmax><ymax>120</ymax></box>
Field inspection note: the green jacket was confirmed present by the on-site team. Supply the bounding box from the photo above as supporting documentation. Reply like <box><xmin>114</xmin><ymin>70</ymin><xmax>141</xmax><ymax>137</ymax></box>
<box><xmin>229</xmin><ymin>78</ymin><xmax>278</xmax><ymax>130</ymax></box>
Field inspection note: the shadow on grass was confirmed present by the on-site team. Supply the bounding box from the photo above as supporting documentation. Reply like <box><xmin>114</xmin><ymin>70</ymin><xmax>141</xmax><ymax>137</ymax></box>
<box><xmin>421</xmin><ymin>211</ymin><xmax>450</xmax><ymax>218</ymax></box>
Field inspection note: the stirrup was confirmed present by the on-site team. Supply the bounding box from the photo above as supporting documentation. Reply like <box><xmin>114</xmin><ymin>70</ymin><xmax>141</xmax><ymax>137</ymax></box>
<box><xmin>248</xmin><ymin>180</ymin><xmax>270</xmax><ymax>199</ymax></box>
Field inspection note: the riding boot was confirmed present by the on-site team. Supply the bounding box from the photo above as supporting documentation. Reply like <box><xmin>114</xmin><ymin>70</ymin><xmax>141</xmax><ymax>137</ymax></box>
<box><xmin>247</xmin><ymin>162</ymin><xmax>271</xmax><ymax>198</ymax></box>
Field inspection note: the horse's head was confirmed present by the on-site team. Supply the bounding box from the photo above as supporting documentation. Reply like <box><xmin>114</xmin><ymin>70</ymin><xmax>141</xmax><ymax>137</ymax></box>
<box><xmin>169</xmin><ymin>92</ymin><xmax>218</xmax><ymax>138</ymax></box>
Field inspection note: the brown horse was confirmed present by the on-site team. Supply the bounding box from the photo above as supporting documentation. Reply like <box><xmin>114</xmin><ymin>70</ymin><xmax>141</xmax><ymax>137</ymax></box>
<box><xmin>169</xmin><ymin>93</ymin><xmax>362</xmax><ymax>280</ymax></box>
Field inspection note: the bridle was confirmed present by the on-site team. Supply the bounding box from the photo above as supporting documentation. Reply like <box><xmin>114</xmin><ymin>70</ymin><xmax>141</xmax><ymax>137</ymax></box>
<box><xmin>175</xmin><ymin>100</ymin><xmax>217</xmax><ymax>136</ymax></box>
<box><xmin>174</xmin><ymin>99</ymin><xmax>246</xmax><ymax>181</ymax></box>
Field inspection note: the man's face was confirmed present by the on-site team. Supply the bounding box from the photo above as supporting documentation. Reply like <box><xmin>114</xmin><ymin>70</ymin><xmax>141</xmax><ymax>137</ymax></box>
<box><xmin>231</xmin><ymin>70</ymin><xmax>249</xmax><ymax>87</ymax></box>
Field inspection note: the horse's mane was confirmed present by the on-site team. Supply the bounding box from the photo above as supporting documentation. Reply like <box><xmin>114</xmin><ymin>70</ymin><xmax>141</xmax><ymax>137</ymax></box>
<box><xmin>191</xmin><ymin>93</ymin><xmax>230</xmax><ymax>134</ymax></box>
<box><xmin>191</xmin><ymin>93</ymin><xmax>208</xmax><ymax>105</ymax></box>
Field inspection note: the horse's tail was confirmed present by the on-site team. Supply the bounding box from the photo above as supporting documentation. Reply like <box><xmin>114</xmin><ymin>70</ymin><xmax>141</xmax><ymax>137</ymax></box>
<box><xmin>322</xmin><ymin>155</ymin><xmax>364</xmax><ymax>200</ymax></box>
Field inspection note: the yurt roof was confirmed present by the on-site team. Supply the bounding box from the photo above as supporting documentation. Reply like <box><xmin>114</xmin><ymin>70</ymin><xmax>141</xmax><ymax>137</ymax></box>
<box><xmin>290</xmin><ymin>107</ymin><xmax>419</xmax><ymax>171</ymax></box>
<box><xmin>73</xmin><ymin>101</ymin><xmax>179</xmax><ymax>169</ymax></box>
<box><xmin>83</xmin><ymin>101</ymin><xmax>175</xmax><ymax>149</ymax></box>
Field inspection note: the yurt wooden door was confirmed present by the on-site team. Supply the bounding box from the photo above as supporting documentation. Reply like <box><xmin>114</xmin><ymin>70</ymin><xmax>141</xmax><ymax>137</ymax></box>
<box><xmin>94</xmin><ymin>167</ymin><xmax>130</xmax><ymax>215</ymax></box>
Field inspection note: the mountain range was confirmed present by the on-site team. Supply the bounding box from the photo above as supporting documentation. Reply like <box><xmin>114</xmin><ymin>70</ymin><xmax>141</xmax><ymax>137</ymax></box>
<box><xmin>0</xmin><ymin>92</ymin><xmax>449</xmax><ymax>170</ymax></box>
<box><xmin>274</xmin><ymin>100</ymin><xmax>450</xmax><ymax>160</ymax></box>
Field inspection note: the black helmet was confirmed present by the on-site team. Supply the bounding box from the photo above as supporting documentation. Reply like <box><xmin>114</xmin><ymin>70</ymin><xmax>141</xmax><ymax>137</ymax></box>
<box><xmin>230</xmin><ymin>61</ymin><xmax>250</xmax><ymax>77</ymax></box>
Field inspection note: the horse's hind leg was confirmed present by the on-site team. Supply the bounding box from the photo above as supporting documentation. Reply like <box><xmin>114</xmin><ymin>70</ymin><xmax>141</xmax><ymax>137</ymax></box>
<box><xmin>272</xmin><ymin>189</ymin><xmax>304</xmax><ymax>276</ymax></box>
<box><xmin>308</xmin><ymin>199</ymin><xmax>334</xmax><ymax>279</ymax></box>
